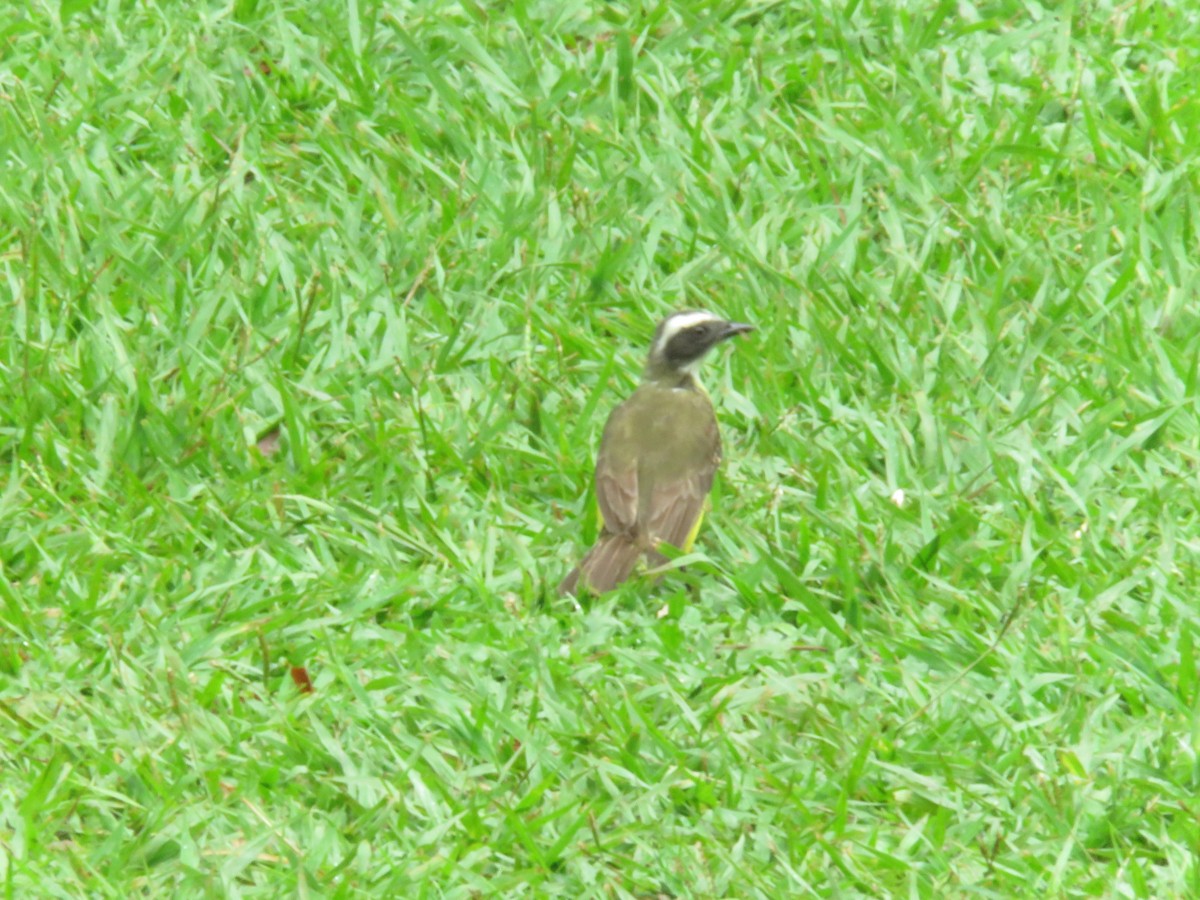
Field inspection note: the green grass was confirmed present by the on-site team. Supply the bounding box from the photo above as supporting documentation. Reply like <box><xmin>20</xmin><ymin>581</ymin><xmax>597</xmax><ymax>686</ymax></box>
<box><xmin>3</xmin><ymin>0</ymin><xmax>1200</xmax><ymax>895</ymax></box>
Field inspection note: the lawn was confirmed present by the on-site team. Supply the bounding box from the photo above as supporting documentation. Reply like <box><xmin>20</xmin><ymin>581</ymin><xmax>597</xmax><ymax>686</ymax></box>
<box><xmin>3</xmin><ymin>0</ymin><xmax>1200</xmax><ymax>896</ymax></box>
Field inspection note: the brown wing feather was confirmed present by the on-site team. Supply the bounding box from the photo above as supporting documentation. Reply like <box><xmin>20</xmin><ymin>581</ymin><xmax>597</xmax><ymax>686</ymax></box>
<box><xmin>593</xmin><ymin>402</ymin><xmax>640</xmax><ymax>535</ymax></box>
<box><xmin>594</xmin><ymin>466</ymin><xmax>638</xmax><ymax>535</ymax></box>
<box><xmin>645</xmin><ymin>468</ymin><xmax>713</xmax><ymax>551</ymax></box>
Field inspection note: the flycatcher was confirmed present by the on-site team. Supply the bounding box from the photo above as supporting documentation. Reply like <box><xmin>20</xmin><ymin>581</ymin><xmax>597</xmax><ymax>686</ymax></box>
<box><xmin>559</xmin><ymin>310</ymin><xmax>753</xmax><ymax>595</ymax></box>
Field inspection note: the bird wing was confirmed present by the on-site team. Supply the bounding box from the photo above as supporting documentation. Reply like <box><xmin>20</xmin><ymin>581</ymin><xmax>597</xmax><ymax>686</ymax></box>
<box><xmin>593</xmin><ymin>402</ymin><xmax>640</xmax><ymax>535</ymax></box>
<box><xmin>644</xmin><ymin>459</ymin><xmax>716</xmax><ymax>551</ymax></box>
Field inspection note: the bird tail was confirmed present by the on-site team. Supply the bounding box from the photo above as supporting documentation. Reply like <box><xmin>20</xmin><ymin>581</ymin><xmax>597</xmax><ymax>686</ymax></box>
<box><xmin>559</xmin><ymin>534</ymin><xmax>643</xmax><ymax>596</ymax></box>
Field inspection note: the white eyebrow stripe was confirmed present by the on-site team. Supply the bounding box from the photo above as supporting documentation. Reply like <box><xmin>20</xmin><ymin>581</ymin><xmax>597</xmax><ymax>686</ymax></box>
<box><xmin>652</xmin><ymin>311</ymin><xmax>723</xmax><ymax>356</ymax></box>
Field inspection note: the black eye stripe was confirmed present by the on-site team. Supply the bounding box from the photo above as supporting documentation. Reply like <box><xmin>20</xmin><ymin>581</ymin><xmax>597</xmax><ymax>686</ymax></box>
<box><xmin>665</xmin><ymin>327</ymin><xmax>713</xmax><ymax>362</ymax></box>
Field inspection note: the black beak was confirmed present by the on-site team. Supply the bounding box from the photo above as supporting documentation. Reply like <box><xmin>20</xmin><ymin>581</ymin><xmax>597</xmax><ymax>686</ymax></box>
<box><xmin>720</xmin><ymin>321</ymin><xmax>755</xmax><ymax>341</ymax></box>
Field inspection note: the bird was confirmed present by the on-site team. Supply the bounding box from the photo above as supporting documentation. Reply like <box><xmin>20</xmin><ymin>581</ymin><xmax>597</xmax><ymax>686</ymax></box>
<box><xmin>559</xmin><ymin>310</ymin><xmax>754</xmax><ymax>596</ymax></box>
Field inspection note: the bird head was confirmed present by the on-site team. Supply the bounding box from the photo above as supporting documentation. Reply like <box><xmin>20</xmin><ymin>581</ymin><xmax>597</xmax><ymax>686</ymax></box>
<box><xmin>643</xmin><ymin>310</ymin><xmax>754</xmax><ymax>385</ymax></box>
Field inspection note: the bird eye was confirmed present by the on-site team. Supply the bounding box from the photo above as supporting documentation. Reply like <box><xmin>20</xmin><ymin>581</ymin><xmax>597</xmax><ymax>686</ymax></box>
<box><xmin>689</xmin><ymin>324</ymin><xmax>710</xmax><ymax>335</ymax></box>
